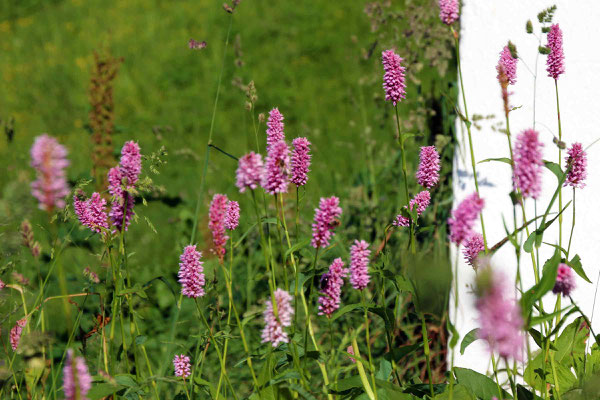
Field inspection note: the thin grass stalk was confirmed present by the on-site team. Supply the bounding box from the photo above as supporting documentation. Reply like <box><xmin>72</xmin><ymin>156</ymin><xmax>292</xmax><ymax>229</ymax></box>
<box><xmin>420</xmin><ymin>313</ymin><xmax>434</xmax><ymax>398</ymax></box>
<box><xmin>361</xmin><ymin>290</ymin><xmax>378</xmax><ymax>398</ymax></box>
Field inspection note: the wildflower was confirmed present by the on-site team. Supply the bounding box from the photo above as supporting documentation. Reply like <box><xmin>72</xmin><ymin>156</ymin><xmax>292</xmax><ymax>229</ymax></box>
<box><xmin>497</xmin><ymin>46</ymin><xmax>518</xmax><ymax>85</ymax></box>
<box><xmin>209</xmin><ymin>194</ymin><xmax>229</xmax><ymax>261</ymax></box>
<box><xmin>0</xmin><ymin>279</ymin><xmax>4</xmax><ymax>290</ymax></box>
<box><xmin>438</xmin><ymin>0</ymin><xmax>459</xmax><ymax>25</ymax></box>
<box><xmin>290</xmin><ymin>137</ymin><xmax>311</xmax><ymax>187</ymax></box>
<box><xmin>448</xmin><ymin>192</ymin><xmax>485</xmax><ymax>245</ymax></box>
<box><xmin>83</xmin><ymin>267</ymin><xmax>100</xmax><ymax>284</ymax></box>
<box><xmin>476</xmin><ymin>268</ymin><xmax>524</xmax><ymax>360</ymax></box>
<box><xmin>74</xmin><ymin>192</ymin><xmax>109</xmax><ymax>234</ymax></box>
<box><xmin>119</xmin><ymin>141</ymin><xmax>142</xmax><ymax>189</ymax></box>
<box><xmin>393</xmin><ymin>190</ymin><xmax>431</xmax><ymax>227</ymax></box>
<box><xmin>553</xmin><ymin>263</ymin><xmax>575</xmax><ymax>296</ymax></box>
<box><xmin>546</xmin><ymin>24</ymin><xmax>565</xmax><ymax>80</ymax></box>
<box><xmin>318</xmin><ymin>258</ymin><xmax>348</xmax><ymax>316</ymax></box>
<box><xmin>188</xmin><ymin>39</ymin><xmax>207</xmax><ymax>50</ymax></box>
<box><xmin>224</xmin><ymin>200</ymin><xmax>240</xmax><ymax>231</ymax></box>
<box><xmin>564</xmin><ymin>142</ymin><xmax>587</xmax><ymax>189</ymax></box>
<box><xmin>63</xmin><ymin>349</ymin><xmax>92</xmax><ymax>400</ymax></box>
<box><xmin>416</xmin><ymin>146</ymin><xmax>441</xmax><ymax>188</ymax></box>
<box><xmin>350</xmin><ymin>240</ymin><xmax>371</xmax><ymax>290</ymax></box>
<box><xmin>347</xmin><ymin>345</ymin><xmax>356</xmax><ymax>363</ymax></box>
<box><xmin>10</xmin><ymin>318</ymin><xmax>27</xmax><ymax>351</ymax></box>
<box><xmin>21</xmin><ymin>219</ymin><xmax>41</xmax><ymax>258</ymax></box>
<box><xmin>261</xmin><ymin>288</ymin><xmax>294</xmax><ymax>347</ymax></box>
<box><xmin>463</xmin><ymin>233</ymin><xmax>484</xmax><ymax>269</ymax></box>
<box><xmin>178</xmin><ymin>245</ymin><xmax>205</xmax><ymax>298</ymax></box>
<box><xmin>107</xmin><ymin>141</ymin><xmax>142</xmax><ymax>232</ymax></box>
<box><xmin>266</xmin><ymin>108</ymin><xmax>285</xmax><ymax>150</ymax></box>
<box><xmin>12</xmin><ymin>272</ymin><xmax>29</xmax><ymax>286</ymax></box>
<box><xmin>261</xmin><ymin>140</ymin><xmax>290</xmax><ymax>194</ymax></box>
<box><xmin>311</xmin><ymin>196</ymin><xmax>342</xmax><ymax>248</ymax></box>
<box><xmin>30</xmin><ymin>134</ymin><xmax>70</xmax><ymax>212</ymax></box>
<box><xmin>381</xmin><ymin>50</ymin><xmax>406</xmax><ymax>106</ymax></box>
<box><xmin>513</xmin><ymin>129</ymin><xmax>544</xmax><ymax>199</ymax></box>
<box><xmin>173</xmin><ymin>354</ymin><xmax>192</xmax><ymax>378</ymax></box>
<box><xmin>236</xmin><ymin>152</ymin><xmax>264</xmax><ymax>192</ymax></box>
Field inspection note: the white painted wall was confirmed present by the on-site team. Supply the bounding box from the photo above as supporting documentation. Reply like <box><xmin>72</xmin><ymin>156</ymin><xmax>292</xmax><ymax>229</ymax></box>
<box><xmin>452</xmin><ymin>0</ymin><xmax>600</xmax><ymax>373</ymax></box>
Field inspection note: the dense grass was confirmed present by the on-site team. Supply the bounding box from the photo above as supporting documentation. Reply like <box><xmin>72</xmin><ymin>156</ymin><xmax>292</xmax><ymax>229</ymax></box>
<box><xmin>0</xmin><ymin>0</ymin><xmax>457</xmax><ymax>398</ymax></box>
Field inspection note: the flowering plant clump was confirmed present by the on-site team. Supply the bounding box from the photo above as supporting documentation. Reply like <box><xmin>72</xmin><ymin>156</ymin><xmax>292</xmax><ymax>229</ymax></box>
<box><xmin>4</xmin><ymin>4</ymin><xmax>598</xmax><ymax>400</ymax></box>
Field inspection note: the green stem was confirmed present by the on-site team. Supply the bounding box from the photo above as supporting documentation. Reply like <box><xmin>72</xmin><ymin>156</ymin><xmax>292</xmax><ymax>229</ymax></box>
<box><xmin>490</xmin><ymin>355</ymin><xmax>504</xmax><ymax>400</ymax></box>
<box><xmin>566</xmin><ymin>188</ymin><xmax>575</xmax><ymax>258</ymax></box>
<box><xmin>555</xmin><ymin>80</ymin><xmax>563</xmax><ymax>250</ymax></box>
<box><xmin>421</xmin><ymin>313</ymin><xmax>434</xmax><ymax>398</ymax></box>
<box><xmin>352</xmin><ymin>338</ymin><xmax>375</xmax><ymax>400</ymax></box>
<box><xmin>361</xmin><ymin>291</ymin><xmax>377</xmax><ymax>399</ymax></box>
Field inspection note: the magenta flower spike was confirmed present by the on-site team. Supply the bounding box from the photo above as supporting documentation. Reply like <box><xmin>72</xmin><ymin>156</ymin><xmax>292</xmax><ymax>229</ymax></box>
<box><xmin>63</xmin><ymin>349</ymin><xmax>92</xmax><ymax>400</ymax></box>
<box><xmin>178</xmin><ymin>245</ymin><xmax>205</xmax><ymax>298</ymax></box>
<box><xmin>236</xmin><ymin>152</ymin><xmax>264</xmax><ymax>193</ymax></box>
<box><xmin>497</xmin><ymin>45</ymin><xmax>518</xmax><ymax>85</ymax></box>
<box><xmin>30</xmin><ymin>134</ymin><xmax>70</xmax><ymax>212</ymax></box>
<box><xmin>381</xmin><ymin>50</ymin><xmax>406</xmax><ymax>106</ymax></box>
<box><xmin>546</xmin><ymin>24</ymin><xmax>565</xmax><ymax>80</ymax></box>
<box><xmin>261</xmin><ymin>140</ymin><xmax>290</xmax><ymax>195</ymax></box>
<box><xmin>350</xmin><ymin>240</ymin><xmax>371</xmax><ymax>290</ymax></box>
<box><xmin>393</xmin><ymin>190</ymin><xmax>431</xmax><ymax>227</ymax></box>
<box><xmin>564</xmin><ymin>142</ymin><xmax>587</xmax><ymax>189</ymax></box>
<box><xmin>10</xmin><ymin>318</ymin><xmax>27</xmax><ymax>351</ymax></box>
<box><xmin>318</xmin><ymin>258</ymin><xmax>349</xmax><ymax>316</ymax></box>
<box><xmin>208</xmin><ymin>194</ymin><xmax>229</xmax><ymax>262</ymax></box>
<box><xmin>463</xmin><ymin>233</ymin><xmax>484</xmax><ymax>268</ymax></box>
<box><xmin>173</xmin><ymin>354</ymin><xmax>192</xmax><ymax>378</ymax></box>
<box><xmin>311</xmin><ymin>196</ymin><xmax>342</xmax><ymax>248</ymax></box>
<box><xmin>448</xmin><ymin>192</ymin><xmax>485</xmax><ymax>245</ymax></box>
<box><xmin>416</xmin><ymin>146</ymin><xmax>441</xmax><ymax>189</ymax></box>
<box><xmin>266</xmin><ymin>108</ymin><xmax>285</xmax><ymax>150</ymax></box>
<box><xmin>438</xmin><ymin>0</ymin><xmax>459</xmax><ymax>25</ymax></box>
<box><xmin>553</xmin><ymin>263</ymin><xmax>575</xmax><ymax>296</ymax></box>
<box><xmin>225</xmin><ymin>200</ymin><xmax>240</xmax><ymax>231</ymax></box>
<box><xmin>261</xmin><ymin>288</ymin><xmax>294</xmax><ymax>347</ymax></box>
<box><xmin>476</xmin><ymin>269</ymin><xmax>524</xmax><ymax>360</ymax></box>
<box><xmin>291</xmin><ymin>137</ymin><xmax>311</xmax><ymax>187</ymax></box>
<box><xmin>74</xmin><ymin>192</ymin><xmax>109</xmax><ymax>234</ymax></box>
<box><xmin>108</xmin><ymin>141</ymin><xmax>142</xmax><ymax>232</ymax></box>
<box><xmin>513</xmin><ymin>129</ymin><xmax>544</xmax><ymax>199</ymax></box>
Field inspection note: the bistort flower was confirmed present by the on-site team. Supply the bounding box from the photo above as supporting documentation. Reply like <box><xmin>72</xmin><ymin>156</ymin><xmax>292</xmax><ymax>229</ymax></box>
<box><xmin>225</xmin><ymin>200</ymin><xmax>240</xmax><ymax>231</ymax></box>
<box><xmin>416</xmin><ymin>146</ymin><xmax>440</xmax><ymax>189</ymax></box>
<box><xmin>63</xmin><ymin>349</ymin><xmax>92</xmax><ymax>400</ymax></box>
<box><xmin>311</xmin><ymin>196</ymin><xmax>342</xmax><ymax>248</ymax></box>
<box><xmin>513</xmin><ymin>129</ymin><xmax>544</xmax><ymax>199</ymax></box>
<box><xmin>74</xmin><ymin>192</ymin><xmax>109</xmax><ymax>234</ymax></box>
<box><xmin>30</xmin><ymin>134</ymin><xmax>70</xmax><ymax>212</ymax></box>
<box><xmin>318</xmin><ymin>258</ymin><xmax>348</xmax><ymax>316</ymax></box>
<box><xmin>553</xmin><ymin>263</ymin><xmax>575</xmax><ymax>296</ymax></box>
<box><xmin>564</xmin><ymin>142</ymin><xmax>587</xmax><ymax>189</ymax></box>
<box><xmin>261</xmin><ymin>140</ymin><xmax>290</xmax><ymax>194</ymax></box>
<box><xmin>261</xmin><ymin>288</ymin><xmax>294</xmax><ymax>347</ymax></box>
<box><xmin>463</xmin><ymin>233</ymin><xmax>485</xmax><ymax>269</ymax></box>
<box><xmin>291</xmin><ymin>137</ymin><xmax>311</xmax><ymax>186</ymax></box>
<box><xmin>10</xmin><ymin>318</ymin><xmax>27</xmax><ymax>351</ymax></box>
<box><xmin>209</xmin><ymin>194</ymin><xmax>230</xmax><ymax>261</ymax></box>
<box><xmin>236</xmin><ymin>152</ymin><xmax>264</xmax><ymax>192</ymax></box>
<box><xmin>266</xmin><ymin>108</ymin><xmax>285</xmax><ymax>150</ymax></box>
<box><xmin>393</xmin><ymin>190</ymin><xmax>431</xmax><ymax>227</ymax></box>
<box><xmin>381</xmin><ymin>50</ymin><xmax>406</xmax><ymax>106</ymax></box>
<box><xmin>546</xmin><ymin>24</ymin><xmax>565</xmax><ymax>80</ymax></box>
<box><xmin>350</xmin><ymin>240</ymin><xmax>370</xmax><ymax>290</ymax></box>
<box><xmin>178</xmin><ymin>245</ymin><xmax>205</xmax><ymax>298</ymax></box>
<box><xmin>173</xmin><ymin>354</ymin><xmax>192</xmax><ymax>378</ymax></box>
<box><xmin>497</xmin><ymin>45</ymin><xmax>518</xmax><ymax>85</ymax></box>
<box><xmin>448</xmin><ymin>192</ymin><xmax>485</xmax><ymax>245</ymax></box>
<box><xmin>438</xmin><ymin>0</ymin><xmax>459</xmax><ymax>25</ymax></box>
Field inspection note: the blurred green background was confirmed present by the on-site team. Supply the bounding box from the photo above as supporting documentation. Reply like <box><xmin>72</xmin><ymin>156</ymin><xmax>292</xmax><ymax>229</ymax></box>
<box><xmin>0</xmin><ymin>0</ymin><xmax>458</xmax><ymax>397</ymax></box>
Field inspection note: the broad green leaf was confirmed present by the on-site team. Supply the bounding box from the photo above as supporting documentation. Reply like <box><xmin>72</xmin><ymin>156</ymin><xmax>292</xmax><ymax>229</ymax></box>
<box><xmin>478</xmin><ymin>157</ymin><xmax>511</xmax><ymax>165</ymax></box>
<box><xmin>567</xmin><ymin>254</ymin><xmax>591</xmax><ymax>283</ymax></box>
<box><xmin>447</xmin><ymin>319</ymin><xmax>459</xmax><ymax>349</ymax></box>
<box><xmin>87</xmin><ymin>383</ymin><xmax>126</xmax><ymax>399</ymax></box>
<box><xmin>460</xmin><ymin>328</ymin><xmax>480</xmax><ymax>355</ymax></box>
<box><xmin>521</xmin><ymin>249</ymin><xmax>561</xmax><ymax>317</ymax></box>
<box><xmin>434</xmin><ymin>384</ymin><xmax>476</xmax><ymax>400</ymax></box>
<box><xmin>384</xmin><ymin>343</ymin><xmax>422</xmax><ymax>363</ymax></box>
<box><xmin>454</xmin><ymin>367</ymin><xmax>512</xmax><ymax>399</ymax></box>
<box><xmin>395</xmin><ymin>275</ymin><xmax>415</xmax><ymax>294</ymax></box>
<box><xmin>517</xmin><ymin>384</ymin><xmax>543</xmax><ymax>400</ymax></box>
<box><xmin>375</xmin><ymin>359</ymin><xmax>392</xmax><ymax>381</ymax></box>
<box><xmin>529</xmin><ymin>306</ymin><xmax>573</xmax><ymax>328</ymax></box>
<box><xmin>330</xmin><ymin>303</ymin><xmax>363</xmax><ymax>321</ymax></box>
<box><xmin>543</xmin><ymin>160</ymin><xmax>565</xmax><ymax>180</ymax></box>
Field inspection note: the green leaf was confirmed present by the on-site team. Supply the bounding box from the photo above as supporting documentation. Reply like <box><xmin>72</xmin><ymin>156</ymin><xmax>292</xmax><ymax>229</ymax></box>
<box><xmin>395</xmin><ymin>275</ymin><xmax>415</xmax><ymax>294</ymax></box>
<box><xmin>447</xmin><ymin>319</ymin><xmax>459</xmax><ymax>349</ymax></box>
<box><xmin>330</xmin><ymin>303</ymin><xmax>363</xmax><ymax>321</ymax></box>
<box><xmin>528</xmin><ymin>306</ymin><xmax>573</xmax><ymax>328</ymax></box>
<box><xmin>478</xmin><ymin>157</ymin><xmax>511</xmax><ymax>165</ymax></box>
<box><xmin>385</xmin><ymin>343</ymin><xmax>422</xmax><ymax>363</ymax></box>
<box><xmin>234</xmin><ymin>222</ymin><xmax>257</xmax><ymax>247</ymax></box>
<box><xmin>284</xmin><ymin>238</ymin><xmax>311</xmax><ymax>261</ymax></box>
<box><xmin>460</xmin><ymin>328</ymin><xmax>480</xmax><ymax>355</ymax></box>
<box><xmin>520</xmin><ymin>249</ymin><xmax>561</xmax><ymax>317</ymax></box>
<box><xmin>135</xmin><ymin>335</ymin><xmax>147</xmax><ymax>345</ymax></box>
<box><xmin>375</xmin><ymin>359</ymin><xmax>392</xmax><ymax>381</ymax></box>
<box><xmin>328</xmin><ymin>375</ymin><xmax>363</xmax><ymax>393</ymax></box>
<box><xmin>543</xmin><ymin>160</ymin><xmax>565</xmax><ymax>180</ymax></box>
<box><xmin>567</xmin><ymin>254</ymin><xmax>591</xmax><ymax>283</ymax></box>
<box><xmin>434</xmin><ymin>384</ymin><xmax>476</xmax><ymax>400</ymax></box>
<box><xmin>454</xmin><ymin>367</ymin><xmax>512</xmax><ymax>399</ymax></box>
<box><xmin>523</xmin><ymin>231</ymin><xmax>536</xmax><ymax>253</ymax></box>
<box><xmin>517</xmin><ymin>384</ymin><xmax>543</xmax><ymax>400</ymax></box>
<box><xmin>87</xmin><ymin>383</ymin><xmax>126</xmax><ymax>399</ymax></box>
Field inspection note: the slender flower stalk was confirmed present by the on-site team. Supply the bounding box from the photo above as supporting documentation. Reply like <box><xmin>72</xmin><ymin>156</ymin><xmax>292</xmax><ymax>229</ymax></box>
<box><xmin>30</xmin><ymin>134</ymin><xmax>70</xmax><ymax>212</ymax></box>
<box><xmin>290</xmin><ymin>137</ymin><xmax>311</xmax><ymax>187</ymax></box>
<box><xmin>63</xmin><ymin>349</ymin><xmax>92</xmax><ymax>400</ymax></box>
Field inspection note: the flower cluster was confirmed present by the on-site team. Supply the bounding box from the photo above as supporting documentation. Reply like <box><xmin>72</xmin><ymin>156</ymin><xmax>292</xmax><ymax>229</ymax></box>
<box><xmin>74</xmin><ymin>192</ymin><xmax>109</xmax><ymax>234</ymax></box>
<box><xmin>311</xmin><ymin>196</ymin><xmax>342</xmax><ymax>248</ymax></box>
<box><xmin>546</xmin><ymin>24</ymin><xmax>565</xmax><ymax>80</ymax></box>
<box><xmin>30</xmin><ymin>134</ymin><xmax>70</xmax><ymax>212</ymax></box>
<box><xmin>173</xmin><ymin>354</ymin><xmax>192</xmax><ymax>378</ymax></box>
<box><xmin>350</xmin><ymin>240</ymin><xmax>370</xmax><ymax>290</ymax></box>
<box><xmin>393</xmin><ymin>190</ymin><xmax>431</xmax><ymax>227</ymax></box>
<box><xmin>463</xmin><ymin>233</ymin><xmax>484</xmax><ymax>269</ymax></box>
<box><xmin>108</xmin><ymin>141</ymin><xmax>142</xmax><ymax>232</ymax></box>
<box><xmin>513</xmin><ymin>129</ymin><xmax>544</xmax><ymax>199</ymax></box>
<box><xmin>10</xmin><ymin>318</ymin><xmax>27</xmax><ymax>351</ymax></box>
<box><xmin>236</xmin><ymin>152</ymin><xmax>264</xmax><ymax>192</ymax></box>
<box><xmin>381</xmin><ymin>50</ymin><xmax>406</xmax><ymax>106</ymax></box>
<box><xmin>178</xmin><ymin>245</ymin><xmax>205</xmax><ymax>298</ymax></box>
<box><xmin>448</xmin><ymin>192</ymin><xmax>485</xmax><ymax>245</ymax></box>
<box><xmin>553</xmin><ymin>263</ymin><xmax>575</xmax><ymax>296</ymax></box>
<box><xmin>291</xmin><ymin>137</ymin><xmax>311</xmax><ymax>187</ymax></box>
<box><xmin>225</xmin><ymin>200</ymin><xmax>240</xmax><ymax>231</ymax></box>
<box><xmin>209</xmin><ymin>194</ymin><xmax>230</xmax><ymax>261</ymax></box>
<box><xmin>261</xmin><ymin>140</ymin><xmax>290</xmax><ymax>194</ymax></box>
<box><xmin>497</xmin><ymin>45</ymin><xmax>518</xmax><ymax>85</ymax></box>
<box><xmin>261</xmin><ymin>288</ymin><xmax>294</xmax><ymax>347</ymax></box>
<box><xmin>416</xmin><ymin>146</ymin><xmax>440</xmax><ymax>189</ymax></box>
<box><xmin>564</xmin><ymin>142</ymin><xmax>587</xmax><ymax>189</ymax></box>
<box><xmin>318</xmin><ymin>258</ymin><xmax>348</xmax><ymax>316</ymax></box>
<box><xmin>438</xmin><ymin>0</ymin><xmax>459</xmax><ymax>25</ymax></box>
<box><xmin>266</xmin><ymin>108</ymin><xmax>285</xmax><ymax>150</ymax></box>
<box><xmin>63</xmin><ymin>349</ymin><xmax>92</xmax><ymax>400</ymax></box>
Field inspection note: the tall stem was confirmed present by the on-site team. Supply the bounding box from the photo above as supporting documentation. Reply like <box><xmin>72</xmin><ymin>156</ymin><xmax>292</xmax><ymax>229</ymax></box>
<box><xmin>421</xmin><ymin>313</ymin><xmax>434</xmax><ymax>398</ymax></box>
<box><xmin>452</xmin><ymin>26</ymin><xmax>488</xmax><ymax>251</ymax></box>
<box><xmin>361</xmin><ymin>291</ymin><xmax>377</xmax><ymax>398</ymax></box>
<box><xmin>566</xmin><ymin>188</ymin><xmax>576</xmax><ymax>257</ymax></box>
<box><xmin>555</xmin><ymin>80</ymin><xmax>563</xmax><ymax>250</ymax></box>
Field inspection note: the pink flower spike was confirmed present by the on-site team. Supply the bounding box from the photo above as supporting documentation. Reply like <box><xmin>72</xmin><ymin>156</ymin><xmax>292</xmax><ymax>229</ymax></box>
<box><xmin>553</xmin><ymin>263</ymin><xmax>575</xmax><ymax>296</ymax></box>
<box><xmin>225</xmin><ymin>200</ymin><xmax>240</xmax><ymax>231</ymax></box>
<box><xmin>236</xmin><ymin>152</ymin><xmax>264</xmax><ymax>193</ymax></box>
<box><xmin>266</xmin><ymin>108</ymin><xmax>285</xmax><ymax>150</ymax></box>
<box><xmin>438</xmin><ymin>0</ymin><xmax>459</xmax><ymax>25</ymax></box>
<box><xmin>0</xmin><ymin>279</ymin><xmax>5</xmax><ymax>290</ymax></box>
<box><xmin>63</xmin><ymin>349</ymin><xmax>92</xmax><ymax>400</ymax></box>
<box><xmin>463</xmin><ymin>233</ymin><xmax>484</xmax><ymax>269</ymax></box>
<box><xmin>30</xmin><ymin>134</ymin><xmax>70</xmax><ymax>212</ymax></box>
<box><xmin>448</xmin><ymin>192</ymin><xmax>485</xmax><ymax>245</ymax></box>
<box><xmin>74</xmin><ymin>192</ymin><xmax>109</xmax><ymax>234</ymax></box>
<box><xmin>416</xmin><ymin>146</ymin><xmax>440</xmax><ymax>189</ymax></box>
<box><xmin>318</xmin><ymin>258</ymin><xmax>349</xmax><ymax>316</ymax></box>
<box><xmin>209</xmin><ymin>194</ymin><xmax>229</xmax><ymax>261</ymax></box>
<box><xmin>546</xmin><ymin>24</ymin><xmax>565</xmax><ymax>80</ymax></box>
<box><xmin>311</xmin><ymin>196</ymin><xmax>342</xmax><ymax>248</ymax></box>
<box><xmin>393</xmin><ymin>190</ymin><xmax>431</xmax><ymax>227</ymax></box>
<box><xmin>476</xmin><ymin>269</ymin><xmax>524</xmax><ymax>360</ymax></box>
<box><xmin>10</xmin><ymin>318</ymin><xmax>27</xmax><ymax>351</ymax></box>
<box><xmin>381</xmin><ymin>50</ymin><xmax>406</xmax><ymax>106</ymax></box>
<box><xmin>173</xmin><ymin>354</ymin><xmax>192</xmax><ymax>378</ymax></box>
<box><xmin>347</xmin><ymin>345</ymin><xmax>356</xmax><ymax>363</ymax></box>
<box><xmin>119</xmin><ymin>141</ymin><xmax>142</xmax><ymax>189</ymax></box>
<box><xmin>350</xmin><ymin>240</ymin><xmax>371</xmax><ymax>290</ymax></box>
<box><xmin>261</xmin><ymin>288</ymin><xmax>294</xmax><ymax>347</ymax></box>
<box><xmin>497</xmin><ymin>46</ymin><xmax>518</xmax><ymax>86</ymax></box>
<box><xmin>261</xmin><ymin>140</ymin><xmax>290</xmax><ymax>195</ymax></box>
<box><xmin>178</xmin><ymin>245</ymin><xmax>205</xmax><ymax>298</ymax></box>
<box><xmin>513</xmin><ymin>129</ymin><xmax>544</xmax><ymax>199</ymax></box>
<box><xmin>564</xmin><ymin>142</ymin><xmax>587</xmax><ymax>189</ymax></box>
<box><xmin>291</xmin><ymin>137</ymin><xmax>311</xmax><ymax>187</ymax></box>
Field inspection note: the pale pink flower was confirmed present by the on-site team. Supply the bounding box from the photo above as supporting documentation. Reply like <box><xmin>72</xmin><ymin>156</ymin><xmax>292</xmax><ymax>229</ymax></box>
<box><xmin>63</xmin><ymin>349</ymin><xmax>92</xmax><ymax>400</ymax></box>
<box><xmin>173</xmin><ymin>354</ymin><xmax>192</xmax><ymax>378</ymax></box>
<box><xmin>350</xmin><ymin>240</ymin><xmax>370</xmax><ymax>290</ymax></box>
<box><xmin>236</xmin><ymin>152</ymin><xmax>264</xmax><ymax>192</ymax></box>
<box><xmin>381</xmin><ymin>50</ymin><xmax>406</xmax><ymax>106</ymax></box>
<box><xmin>178</xmin><ymin>245</ymin><xmax>205</xmax><ymax>298</ymax></box>
<box><xmin>290</xmin><ymin>137</ymin><xmax>311</xmax><ymax>186</ymax></box>
<box><xmin>564</xmin><ymin>142</ymin><xmax>587</xmax><ymax>189</ymax></box>
<box><xmin>318</xmin><ymin>258</ymin><xmax>348</xmax><ymax>316</ymax></box>
<box><xmin>225</xmin><ymin>200</ymin><xmax>240</xmax><ymax>231</ymax></box>
<box><xmin>311</xmin><ymin>196</ymin><xmax>342</xmax><ymax>248</ymax></box>
<box><xmin>209</xmin><ymin>194</ymin><xmax>229</xmax><ymax>261</ymax></box>
<box><xmin>513</xmin><ymin>129</ymin><xmax>544</xmax><ymax>199</ymax></box>
<box><xmin>261</xmin><ymin>140</ymin><xmax>290</xmax><ymax>194</ymax></box>
<box><xmin>261</xmin><ymin>288</ymin><xmax>294</xmax><ymax>347</ymax></box>
<box><xmin>266</xmin><ymin>108</ymin><xmax>285</xmax><ymax>150</ymax></box>
<box><xmin>10</xmin><ymin>318</ymin><xmax>27</xmax><ymax>351</ymax></box>
<box><xmin>448</xmin><ymin>192</ymin><xmax>485</xmax><ymax>245</ymax></box>
<box><xmin>546</xmin><ymin>24</ymin><xmax>565</xmax><ymax>80</ymax></box>
<box><xmin>30</xmin><ymin>134</ymin><xmax>70</xmax><ymax>212</ymax></box>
